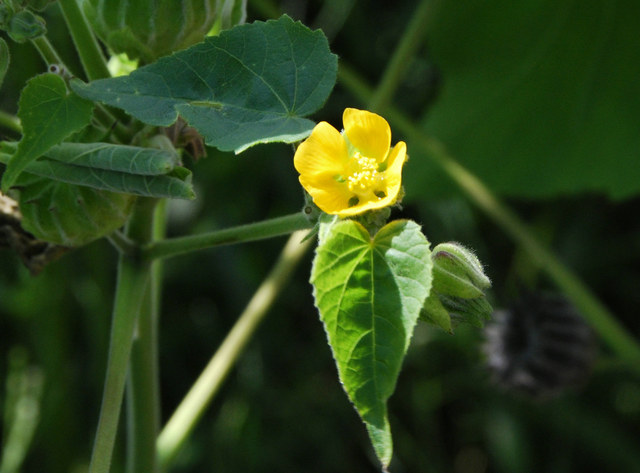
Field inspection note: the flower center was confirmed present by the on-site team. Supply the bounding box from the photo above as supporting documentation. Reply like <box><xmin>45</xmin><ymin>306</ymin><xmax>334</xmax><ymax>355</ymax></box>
<box><xmin>346</xmin><ymin>152</ymin><xmax>385</xmax><ymax>197</ymax></box>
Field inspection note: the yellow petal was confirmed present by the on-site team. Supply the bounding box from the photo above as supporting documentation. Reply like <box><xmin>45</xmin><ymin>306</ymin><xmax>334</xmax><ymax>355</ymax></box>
<box><xmin>384</xmin><ymin>141</ymin><xmax>407</xmax><ymax>192</ymax></box>
<box><xmin>294</xmin><ymin>122</ymin><xmax>348</xmax><ymax>179</ymax></box>
<box><xmin>342</xmin><ymin>108</ymin><xmax>391</xmax><ymax>162</ymax></box>
<box><xmin>300</xmin><ymin>175</ymin><xmax>353</xmax><ymax>215</ymax></box>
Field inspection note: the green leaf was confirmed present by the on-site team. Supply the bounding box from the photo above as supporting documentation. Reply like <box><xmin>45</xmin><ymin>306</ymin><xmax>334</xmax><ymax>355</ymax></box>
<box><xmin>71</xmin><ymin>15</ymin><xmax>338</xmax><ymax>153</ymax></box>
<box><xmin>13</xmin><ymin>173</ymin><xmax>135</xmax><ymax>247</ymax></box>
<box><xmin>44</xmin><ymin>142</ymin><xmax>180</xmax><ymax>176</ymax></box>
<box><xmin>311</xmin><ymin>219</ymin><xmax>432</xmax><ymax>469</ymax></box>
<box><xmin>1</xmin><ymin>73</ymin><xmax>94</xmax><ymax>192</ymax></box>
<box><xmin>0</xmin><ymin>145</ymin><xmax>194</xmax><ymax>200</ymax></box>
<box><xmin>0</xmin><ymin>38</ymin><xmax>8</xmax><ymax>90</ymax></box>
<box><xmin>407</xmin><ymin>0</ymin><xmax>640</xmax><ymax>200</ymax></box>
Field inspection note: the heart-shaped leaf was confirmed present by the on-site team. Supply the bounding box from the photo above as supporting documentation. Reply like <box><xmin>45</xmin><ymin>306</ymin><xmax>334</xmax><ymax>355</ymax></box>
<box><xmin>71</xmin><ymin>15</ymin><xmax>338</xmax><ymax>153</ymax></box>
<box><xmin>311</xmin><ymin>219</ymin><xmax>432</xmax><ymax>469</ymax></box>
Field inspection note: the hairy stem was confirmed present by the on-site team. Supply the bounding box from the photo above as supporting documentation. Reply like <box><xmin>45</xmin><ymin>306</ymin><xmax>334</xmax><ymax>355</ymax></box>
<box><xmin>142</xmin><ymin>212</ymin><xmax>312</xmax><ymax>260</ymax></box>
<box><xmin>157</xmin><ymin>230</ymin><xmax>312</xmax><ymax>469</ymax></box>
<box><xmin>338</xmin><ymin>64</ymin><xmax>640</xmax><ymax>367</ymax></box>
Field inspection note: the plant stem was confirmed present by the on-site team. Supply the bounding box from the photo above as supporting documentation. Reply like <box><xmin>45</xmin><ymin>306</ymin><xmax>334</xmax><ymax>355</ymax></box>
<box><xmin>30</xmin><ymin>36</ymin><xmax>63</xmax><ymax>66</ymax></box>
<box><xmin>142</xmin><ymin>212</ymin><xmax>312</xmax><ymax>260</ymax></box>
<box><xmin>58</xmin><ymin>0</ymin><xmax>111</xmax><ymax>81</ymax></box>
<box><xmin>0</xmin><ymin>111</ymin><xmax>21</xmax><ymax>135</ymax></box>
<box><xmin>338</xmin><ymin>64</ymin><xmax>640</xmax><ymax>367</ymax></box>
<box><xmin>124</xmin><ymin>200</ymin><xmax>166</xmax><ymax>473</ymax></box>
<box><xmin>367</xmin><ymin>0</ymin><xmax>433</xmax><ymax>113</ymax></box>
<box><xmin>157</xmin><ymin>230</ymin><xmax>312</xmax><ymax>470</ymax></box>
<box><xmin>89</xmin><ymin>199</ymin><xmax>158</xmax><ymax>473</ymax></box>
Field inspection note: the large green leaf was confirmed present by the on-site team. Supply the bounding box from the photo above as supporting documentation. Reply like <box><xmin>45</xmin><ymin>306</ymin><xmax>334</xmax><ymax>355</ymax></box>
<box><xmin>1</xmin><ymin>73</ymin><xmax>94</xmax><ymax>192</ymax></box>
<box><xmin>311</xmin><ymin>219</ymin><xmax>432</xmax><ymax>469</ymax></box>
<box><xmin>407</xmin><ymin>0</ymin><xmax>640</xmax><ymax>200</ymax></box>
<box><xmin>71</xmin><ymin>15</ymin><xmax>338</xmax><ymax>153</ymax></box>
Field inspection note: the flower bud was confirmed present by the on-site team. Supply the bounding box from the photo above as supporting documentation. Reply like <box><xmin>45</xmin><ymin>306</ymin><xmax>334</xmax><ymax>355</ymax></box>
<box><xmin>7</xmin><ymin>10</ymin><xmax>46</xmax><ymax>43</ymax></box>
<box><xmin>0</xmin><ymin>5</ymin><xmax>11</xmax><ymax>29</ymax></box>
<box><xmin>431</xmin><ymin>242</ymin><xmax>491</xmax><ymax>298</ymax></box>
<box><xmin>420</xmin><ymin>242</ymin><xmax>492</xmax><ymax>331</ymax></box>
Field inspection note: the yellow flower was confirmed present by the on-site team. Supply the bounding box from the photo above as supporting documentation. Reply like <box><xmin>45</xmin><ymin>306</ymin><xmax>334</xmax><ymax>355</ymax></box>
<box><xmin>294</xmin><ymin>108</ymin><xmax>407</xmax><ymax>217</ymax></box>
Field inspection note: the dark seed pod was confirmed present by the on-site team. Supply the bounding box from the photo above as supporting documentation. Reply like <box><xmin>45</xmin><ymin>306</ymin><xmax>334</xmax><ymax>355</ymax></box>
<box><xmin>483</xmin><ymin>291</ymin><xmax>596</xmax><ymax>399</ymax></box>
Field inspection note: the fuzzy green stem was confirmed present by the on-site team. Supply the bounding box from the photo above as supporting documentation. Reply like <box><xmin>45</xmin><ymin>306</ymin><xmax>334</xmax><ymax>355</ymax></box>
<box><xmin>58</xmin><ymin>0</ymin><xmax>111</xmax><ymax>81</ymax></box>
<box><xmin>89</xmin><ymin>199</ymin><xmax>157</xmax><ymax>473</ymax></box>
<box><xmin>157</xmin><ymin>230</ymin><xmax>312</xmax><ymax>470</ymax></box>
<box><xmin>142</xmin><ymin>212</ymin><xmax>312</xmax><ymax>261</ymax></box>
<box><xmin>0</xmin><ymin>111</ymin><xmax>21</xmax><ymax>135</ymax></box>
<box><xmin>367</xmin><ymin>0</ymin><xmax>433</xmax><ymax>113</ymax></box>
<box><xmin>338</xmin><ymin>64</ymin><xmax>640</xmax><ymax>367</ymax></box>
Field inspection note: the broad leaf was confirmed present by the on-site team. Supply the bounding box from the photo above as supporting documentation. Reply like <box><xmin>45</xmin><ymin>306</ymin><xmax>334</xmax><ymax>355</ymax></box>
<box><xmin>72</xmin><ymin>15</ymin><xmax>338</xmax><ymax>153</ymax></box>
<box><xmin>1</xmin><ymin>73</ymin><xmax>94</xmax><ymax>191</ymax></box>
<box><xmin>407</xmin><ymin>0</ymin><xmax>640</xmax><ymax>200</ymax></box>
<box><xmin>0</xmin><ymin>38</ymin><xmax>8</xmax><ymax>90</ymax></box>
<box><xmin>13</xmin><ymin>173</ymin><xmax>135</xmax><ymax>247</ymax></box>
<box><xmin>311</xmin><ymin>219</ymin><xmax>432</xmax><ymax>469</ymax></box>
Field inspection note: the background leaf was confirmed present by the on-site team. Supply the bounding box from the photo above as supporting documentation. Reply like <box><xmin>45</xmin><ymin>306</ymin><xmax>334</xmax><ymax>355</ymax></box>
<box><xmin>71</xmin><ymin>15</ymin><xmax>338</xmax><ymax>153</ymax></box>
<box><xmin>1</xmin><ymin>73</ymin><xmax>94</xmax><ymax>191</ymax></box>
<box><xmin>311</xmin><ymin>219</ymin><xmax>432</xmax><ymax>468</ymax></box>
<box><xmin>407</xmin><ymin>0</ymin><xmax>640</xmax><ymax>199</ymax></box>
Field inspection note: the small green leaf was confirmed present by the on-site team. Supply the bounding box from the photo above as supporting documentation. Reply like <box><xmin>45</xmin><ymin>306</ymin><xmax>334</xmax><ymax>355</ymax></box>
<box><xmin>0</xmin><ymin>38</ymin><xmax>9</xmax><ymax>90</ymax></box>
<box><xmin>13</xmin><ymin>173</ymin><xmax>135</xmax><ymax>247</ymax></box>
<box><xmin>44</xmin><ymin>142</ymin><xmax>179</xmax><ymax>176</ymax></box>
<box><xmin>311</xmin><ymin>219</ymin><xmax>432</xmax><ymax>469</ymax></box>
<box><xmin>71</xmin><ymin>15</ymin><xmax>338</xmax><ymax>153</ymax></box>
<box><xmin>1</xmin><ymin>73</ymin><xmax>94</xmax><ymax>191</ymax></box>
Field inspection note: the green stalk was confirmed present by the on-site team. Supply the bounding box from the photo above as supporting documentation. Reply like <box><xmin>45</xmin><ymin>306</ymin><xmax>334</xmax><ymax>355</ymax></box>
<box><xmin>142</xmin><ymin>212</ymin><xmax>312</xmax><ymax>260</ymax></box>
<box><xmin>338</xmin><ymin>64</ymin><xmax>640</xmax><ymax>367</ymax></box>
<box><xmin>367</xmin><ymin>0</ymin><xmax>433</xmax><ymax>113</ymax></box>
<box><xmin>58</xmin><ymin>0</ymin><xmax>111</xmax><ymax>81</ymax></box>
<box><xmin>30</xmin><ymin>36</ymin><xmax>63</xmax><ymax>66</ymax></box>
<box><xmin>157</xmin><ymin>230</ymin><xmax>312</xmax><ymax>470</ymax></box>
<box><xmin>89</xmin><ymin>199</ymin><xmax>158</xmax><ymax>473</ymax></box>
<box><xmin>0</xmin><ymin>111</ymin><xmax>21</xmax><ymax>135</ymax></box>
<box><xmin>125</xmin><ymin>200</ymin><xmax>166</xmax><ymax>473</ymax></box>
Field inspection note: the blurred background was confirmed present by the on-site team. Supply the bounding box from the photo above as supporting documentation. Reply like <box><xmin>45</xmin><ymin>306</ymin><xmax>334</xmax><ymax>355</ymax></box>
<box><xmin>1</xmin><ymin>0</ymin><xmax>640</xmax><ymax>472</ymax></box>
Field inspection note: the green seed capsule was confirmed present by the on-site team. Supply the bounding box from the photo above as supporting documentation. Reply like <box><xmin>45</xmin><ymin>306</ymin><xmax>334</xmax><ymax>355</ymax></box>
<box><xmin>7</xmin><ymin>10</ymin><xmax>46</xmax><ymax>43</ymax></box>
<box><xmin>82</xmin><ymin>0</ymin><xmax>246</xmax><ymax>63</ymax></box>
<box><xmin>431</xmin><ymin>242</ymin><xmax>491</xmax><ymax>298</ymax></box>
